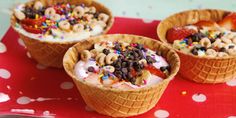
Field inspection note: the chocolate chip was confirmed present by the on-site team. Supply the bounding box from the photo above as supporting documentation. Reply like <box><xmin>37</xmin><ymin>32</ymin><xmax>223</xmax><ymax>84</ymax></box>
<box><xmin>93</xmin><ymin>12</ymin><xmax>99</xmax><ymax>18</ymax></box>
<box><xmin>133</xmin><ymin>52</ymin><xmax>139</xmax><ymax>58</ymax></box>
<box><xmin>84</xmin><ymin>25</ymin><xmax>92</xmax><ymax>31</ymax></box>
<box><xmin>128</xmin><ymin>55</ymin><xmax>134</xmax><ymax>60</ymax></box>
<box><xmin>121</xmin><ymin>68</ymin><xmax>128</xmax><ymax>74</ymax></box>
<box><xmin>199</xmin><ymin>47</ymin><xmax>206</xmax><ymax>51</ymax></box>
<box><xmin>133</xmin><ymin>62</ymin><xmax>142</xmax><ymax>72</ymax></box>
<box><xmin>160</xmin><ymin>66</ymin><xmax>170</xmax><ymax>72</ymax></box>
<box><xmin>122</xmin><ymin>73</ymin><xmax>127</xmax><ymax>80</ymax></box>
<box><xmin>189</xmin><ymin>35</ymin><xmax>198</xmax><ymax>42</ymax></box>
<box><xmin>130</xmin><ymin>78</ymin><xmax>136</xmax><ymax>85</ymax></box>
<box><xmin>190</xmin><ymin>33</ymin><xmax>206</xmax><ymax>42</ymax></box>
<box><xmin>146</xmin><ymin>56</ymin><xmax>156</xmax><ymax>64</ymax></box>
<box><xmin>166</xmin><ymin>66</ymin><xmax>170</xmax><ymax>71</ymax></box>
<box><xmin>209</xmin><ymin>38</ymin><xmax>215</xmax><ymax>43</ymax></box>
<box><xmin>114</xmin><ymin>71</ymin><xmax>122</xmax><ymax>78</ymax></box>
<box><xmin>88</xmin><ymin>66</ymin><xmax>95</xmax><ymax>72</ymax></box>
<box><xmin>136</xmin><ymin>44</ymin><xmax>143</xmax><ymax>49</ymax></box>
<box><xmin>217</xmin><ymin>33</ymin><xmax>224</xmax><ymax>38</ymax></box>
<box><xmin>219</xmin><ymin>47</ymin><xmax>226</xmax><ymax>52</ymax></box>
<box><xmin>191</xmin><ymin>47</ymin><xmax>198</xmax><ymax>55</ymax></box>
<box><xmin>115</xmin><ymin>63</ymin><xmax>121</xmax><ymax>69</ymax></box>
<box><xmin>69</xmin><ymin>19</ymin><xmax>78</xmax><ymax>25</ymax></box>
<box><xmin>134</xmin><ymin>68</ymin><xmax>141</xmax><ymax>72</ymax></box>
<box><xmin>133</xmin><ymin>61</ymin><xmax>139</xmax><ymax>67</ymax></box>
<box><xmin>229</xmin><ymin>45</ymin><xmax>235</xmax><ymax>49</ymax></box>
<box><xmin>142</xmin><ymin>48</ymin><xmax>147</xmax><ymax>52</ymax></box>
<box><xmin>102</xmin><ymin>49</ymin><xmax>110</xmax><ymax>55</ymax></box>
<box><xmin>117</xmin><ymin>56</ymin><xmax>122</xmax><ymax>61</ymax></box>
<box><xmin>127</xmin><ymin>61</ymin><xmax>133</xmax><ymax>67</ymax></box>
<box><xmin>137</xmin><ymin>50</ymin><xmax>144</xmax><ymax>57</ymax></box>
<box><xmin>24</xmin><ymin>7</ymin><xmax>39</xmax><ymax>19</ymax></box>
<box><xmin>121</xmin><ymin>62</ymin><xmax>127</xmax><ymax>67</ymax></box>
<box><xmin>156</xmin><ymin>51</ymin><xmax>162</xmax><ymax>56</ymax></box>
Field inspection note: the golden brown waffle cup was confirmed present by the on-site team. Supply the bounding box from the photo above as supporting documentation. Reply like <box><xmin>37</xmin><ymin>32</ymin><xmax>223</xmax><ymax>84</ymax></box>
<box><xmin>157</xmin><ymin>9</ymin><xmax>236</xmax><ymax>84</ymax></box>
<box><xmin>10</xmin><ymin>0</ymin><xmax>114</xmax><ymax>68</ymax></box>
<box><xmin>63</xmin><ymin>34</ymin><xmax>180</xmax><ymax>117</ymax></box>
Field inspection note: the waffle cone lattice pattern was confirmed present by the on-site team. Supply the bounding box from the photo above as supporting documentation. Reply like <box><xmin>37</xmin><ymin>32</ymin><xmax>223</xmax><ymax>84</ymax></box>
<box><xmin>63</xmin><ymin>34</ymin><xmax>180</xmax><ymax>117</ymax></box>
<box><xmin>157</xmin><ymin>9</ymin><xmax>236</xmax><ymax>83</ymax></box>
<box><xmin>10</xmin><ymin>0</ymin><xmax>114</xmax><ymax>68</ymax></box>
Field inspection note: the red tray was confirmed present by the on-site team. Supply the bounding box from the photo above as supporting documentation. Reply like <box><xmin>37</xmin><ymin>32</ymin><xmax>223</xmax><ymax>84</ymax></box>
<box><xmin>0</xmin><ymin>17</ymin><xmax>236</xmax><ymax>118</ymax></box>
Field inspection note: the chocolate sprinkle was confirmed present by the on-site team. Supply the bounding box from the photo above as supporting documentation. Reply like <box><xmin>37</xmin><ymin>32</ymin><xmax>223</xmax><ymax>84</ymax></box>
<box><xmin>109</xmin><ymin>42</ymin><xmax>162</xmax><ymax>82</ymax></box>
<box><xmin>219</xmin><ymin>47</ymin><xmax>226</xmax><ymax>52</ymax></box>
<box><xmin>191</xmin><ymin>47</ymin><xmax>198</xmax><ymax>55</ymax></box>
<box><xmin>229</xmin><ymin>45</ymin><xmax>235</xmax><ymax>49</ymax></box>
<box><xmin>103</xmin><ymin>49</ymin><xmax>110</xmax><ymax>55</ymax></box>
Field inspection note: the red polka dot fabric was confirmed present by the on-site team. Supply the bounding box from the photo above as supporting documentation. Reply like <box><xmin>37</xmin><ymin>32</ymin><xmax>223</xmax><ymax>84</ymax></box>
<box><xmin>0</xmin><ymin>17</ymin><xmax>236</xmax><ymax>118</ymax></box>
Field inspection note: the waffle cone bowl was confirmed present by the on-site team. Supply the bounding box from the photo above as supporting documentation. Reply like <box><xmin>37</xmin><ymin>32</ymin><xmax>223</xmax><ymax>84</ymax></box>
<box><xmin>63</xmin><ymin>34</ymin><xmax>180</xmax><ymax>117</ymax></box>
<box><xmin>10</xmin><ymin>0</ymin><xmax>114</xmax><ymax>68</ymax></box>
<box><xmin>157</xmin><ymin>9</ymin><xmax>236</xmax><ymax>84</ymax></box>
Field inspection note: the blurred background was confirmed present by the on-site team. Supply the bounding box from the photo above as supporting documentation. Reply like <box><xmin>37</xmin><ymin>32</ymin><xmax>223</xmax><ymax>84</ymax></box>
<box><xmin>0</xmin><ymin>0</ymin><xmax>236</xmax><ymax>40</ymax></box>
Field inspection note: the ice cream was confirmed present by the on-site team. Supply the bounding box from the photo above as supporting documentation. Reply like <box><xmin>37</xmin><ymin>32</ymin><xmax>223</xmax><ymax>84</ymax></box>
<box><xmin>74</xmin><ymin>41</ymin><xmax>170</xmax><ymax>89</ymax></box>
<box><xmin>13</xmin><ymin>1</ymin><xmax>110</xmax><ymax>42</ymax></box>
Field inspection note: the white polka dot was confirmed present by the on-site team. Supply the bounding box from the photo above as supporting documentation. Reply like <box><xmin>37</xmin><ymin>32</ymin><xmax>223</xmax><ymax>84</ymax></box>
<box><xmin>43</xmin><ymin>110</ymin><xmax>50</xmax><ymax>115</ymax></box>
<box><xmin>0</xmin><ymin>69</ymin><xmax>11</xmax><ymax>79</ymax></box>
<box><xmin>18</xmin><ymin>38</ymin><xmax>25</xmax><ymax>47</ymax></box>
<box><xmin>26</xmin><ymin>52</ymin><xmax>31</xmax><ymax>58</ymax></box>
<box><xmin>60</xmin><ymin>82</ymin><xmax>74</xmax><ymax>90</ymax></box>
<box><xmin>228</xmin><ymin>116</ymin><xmax>236</xmax><ymax>118</ymax></box>
<box><xmin>67</xmin><ymin>97</ymin><xmax>72</xmax><ymax>100</ymax></box>
<box><xmin>19</xmin><ymin>91</ymin><xmax>23</xmax><ymax>95</ymax></box>
<box><xmin>17</xmin><ymin>96</ymin><xmax>31</xmax><ymax>105</ymax></box>
<box><xmin>142</xmin><ymin>19</ymin><xmax>154</xmax><ymax>23</ymax></box>
<box><xmin>36</xmin><ymin>64</ymin><xmax>47</xmax><ymax>70</ymax></box>
<box><xmin>6</xmin><ymin>85</ymin><xmax>11</xmax><ymax>90</ymax></box>
<box><xmin>226</xmin><ymin>78</ymin><xmax>236</xmax><ymax>86</ymax></box>
<box><xmin>154</xmin><ymin>109</ymin><xmax>169</xmax><ymax>118</ymax></box>
<box><xmin>43</xmin><ymin>110</ymin><xmax>56</xmax><ymax>116</ymax></box>
<box><xmin>192</xmin><ymin>93</ymin><xmax>207</xmax><ymax>102</ymax></box>
<box><xmin>85</xmin><ymin>105</ymin><xmax>94</xmax><ymax>112</ymax></box>
<box><xmin>11</xmin><ymin>109</ymin><xmax>35</xmax><ymax>114</ymax></box>
<box><xmin>0</xmin><ymin>42</ymin><xmax>7</xmax><ymax>53</ymax></box>
<box><xmin>0</xmin><ymin>92</ymin><xmax>10</xmax><ymax>103</ymax></box>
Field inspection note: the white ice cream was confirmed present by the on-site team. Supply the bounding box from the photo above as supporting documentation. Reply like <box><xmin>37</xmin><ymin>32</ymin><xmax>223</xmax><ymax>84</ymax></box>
<box><xmin>74</xmin><ymin>55</ymin><xmax>169</xmax><ymax>89</ymax></box>
<box><xmin>14</xmin><ymin>24</ymin><xmax>104</xmax><ymax>43</ymax></box>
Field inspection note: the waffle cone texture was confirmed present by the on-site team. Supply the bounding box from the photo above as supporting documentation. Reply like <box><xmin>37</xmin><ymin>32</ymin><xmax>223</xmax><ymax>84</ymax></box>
<box><xmin>157</xmin><ymin>9</ymin><xmax>236</xmax><ymax>84</ymax></box>
<box><xmin>10</xmin><ymin>0</ymin><xmax>114</xmax><ymax>68</ymax></box>
<box><xmin>63</xmin><ymin>34</ymin><xmax>180</xmax><ymax>117</ymax></box>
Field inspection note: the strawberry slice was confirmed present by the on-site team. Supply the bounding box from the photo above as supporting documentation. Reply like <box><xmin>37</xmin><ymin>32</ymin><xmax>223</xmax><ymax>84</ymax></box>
<box><xmin>145</xmin><ymin>65</ymin><xmax>166</xmax><ymax>79</ymax></box>
<box><xmin>22</xmin><ymin>24</ymin><xmax>42</xmax><ymax>34</ymax></box>
<box><xmin>21</xmin><ymin>18</ymin><xmax>46</xmax><ymax>26</ymax></box>
<box><xmin>166</xmin><ymin>27</ymin><xmax>197</xmax><ymax>43</ymax></box>
<box><xmin>218</xmin><ymin>13</ymin><xmax>236</xmax><ymax>30</ymax></box>
<box><xmin>194</xmin><ymin>20</ymin><xmax>217</xmax><ymax>28</ymax></box>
